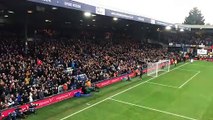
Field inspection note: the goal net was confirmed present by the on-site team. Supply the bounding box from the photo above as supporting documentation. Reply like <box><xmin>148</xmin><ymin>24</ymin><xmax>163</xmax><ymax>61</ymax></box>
<box><xmin>147</xmin><ymin>60</ymin><xmax>170</xmax><ymax>77</ymax></box>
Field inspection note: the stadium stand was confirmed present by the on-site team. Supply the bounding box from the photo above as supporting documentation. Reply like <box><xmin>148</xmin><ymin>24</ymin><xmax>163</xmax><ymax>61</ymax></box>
<box><xmin>0</xmin><ymin>1</ymin><xmax>213</xmax><ymax>119</ymax></box>
<box><xmin>0</xmin><ymin>34</ymin><xmax>177</xmax><ymax>110</ymax></box>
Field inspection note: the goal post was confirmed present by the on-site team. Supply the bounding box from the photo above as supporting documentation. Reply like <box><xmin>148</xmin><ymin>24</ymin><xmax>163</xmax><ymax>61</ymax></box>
<box><xmin>147</xmin><ymin>60</ymin><xmax>170</xmax><ymax>77</ymax></box>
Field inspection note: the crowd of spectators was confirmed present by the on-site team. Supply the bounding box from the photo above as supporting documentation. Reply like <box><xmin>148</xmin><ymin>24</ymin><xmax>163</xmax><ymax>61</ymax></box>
<box><xmin>168</xmin><ymin>36</ymin><xmax>213</xmax><ymax>45</ymax></box>
<box><xmin>0</xmin><ymin>36</ymin><xmax>171</xmax><ymax>110</ymax></box>
<box><xmin>162</xmin><ymin>32</ymin><xmax>213</xmax><ymax>46</ymax></box>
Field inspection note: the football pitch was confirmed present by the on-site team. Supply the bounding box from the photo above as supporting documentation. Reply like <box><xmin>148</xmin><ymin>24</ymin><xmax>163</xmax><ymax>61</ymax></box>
<box><xmin>27</xmin><ymin>61</ymin><xmax>213</xmax><ymax>120</ymax></box>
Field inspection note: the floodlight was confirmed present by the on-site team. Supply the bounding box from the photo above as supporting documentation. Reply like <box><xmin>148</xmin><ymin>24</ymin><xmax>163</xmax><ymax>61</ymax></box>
<box><xmin>4</xmin><ymin>15</ymin><xmax>8</xmax><ymax>18</ymax></box>
<box><xmin>45</xmin><ymin>19</ymin><xmax>51</xmax><ymax>23</ymax></box>
<box><xmin>27</xmin><ymin>10</ymin><xmax>33</xmax><ymax>14</ymax></box>
<box><xmin>84</xmin><ymin>12</ymin><xmax>91</xmax><ymax>17</ymax></box>
<box><xmin>52</xmin><ymin>7</ymin><xmax>57</xmax><ymax>10</ymax></box>
<box><xmin>180</xmin><ymin>28</ymin><xmax>184</xmax><ymax>32</ymax></box>
<box><xmin>165</xmin><ymin>26</ymin><xmax>172</xmax><ymax>30</ymax></box>
<box><xmin>113</xmin><ymin>17</ymin><xmax>118</xmax><ymax>21</ymax></box>
<box><xmin>8</xmin><ymin>10</ymin><xmax>14</xmax><ymax>14</ymax></box>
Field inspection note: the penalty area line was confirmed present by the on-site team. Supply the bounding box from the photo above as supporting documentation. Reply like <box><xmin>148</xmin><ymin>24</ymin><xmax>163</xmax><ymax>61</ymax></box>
<box><xmin>178</xmin><ymin>71</ymin><xmax>201</xmax><ymax>89</ymax></box>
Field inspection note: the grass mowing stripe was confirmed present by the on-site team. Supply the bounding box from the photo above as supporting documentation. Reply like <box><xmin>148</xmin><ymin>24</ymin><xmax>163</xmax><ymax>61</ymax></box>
<box><xmin>178</xmin><ymin>71</ymin><xmax>201</xmax><ymax>89</ymax></box>
<box><xmin>178</xmin><ymin>68</ymin><xmax>200</xmax><ymax>72</ymax></box>
<box><xmin>190</xmin><ymin>64</ymin><xmax>213</xmax><ymax>68</ymax></box>
<box><xmin>60</xmin><ymin>63</ymin><xmax>189</xmax><ymax>120</ymax></box>
<box><xmin>146</xmin><ymin>81</ymin><xmax>178</xmax><ymax>89</ymax></box>
<box><xmin>109</xmin><ymin>98</ymin><xmax>197</xmax><ymax>120</ymax></box>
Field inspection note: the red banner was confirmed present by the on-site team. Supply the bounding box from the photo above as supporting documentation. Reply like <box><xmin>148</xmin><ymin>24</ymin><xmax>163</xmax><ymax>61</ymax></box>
<box><xmin>1</xmin><ymin>89</ymin><xmax>81</xmax><ymax>118</ymax></box>
<box><xmin>200</xmin><ymin>58</ymin><xmax>213</xmax><ymax>62</ymax></box>
<box><xmin>96</xmin><ymin>72</ymin><xmax>136</xmax><ymax>88</ymax></box>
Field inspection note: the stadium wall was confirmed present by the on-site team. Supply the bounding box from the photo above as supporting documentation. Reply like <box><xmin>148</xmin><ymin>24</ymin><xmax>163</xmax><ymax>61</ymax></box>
<box><xmin>195</xmin><ymin>58</ymin><xmax>213</xmax><ymax>62</ymax></box>
<box><xmin>1</xmin><ymin>89</ymin><xmax>82</xmax><ymax>118</ymax></box>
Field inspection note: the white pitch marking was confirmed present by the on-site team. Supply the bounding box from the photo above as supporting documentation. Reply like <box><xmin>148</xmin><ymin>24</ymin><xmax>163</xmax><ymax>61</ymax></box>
<box><xmin>178</xmin><ymin>71</ymin><xmax>201</xmax><ymax>88</ymax></box>
<box><xmin>147</xmin><ymin>81</ymin><xmax>178</xmax><ymax>89</ymax></box>
<box><xmin>109</xmin><ymin>98</ymin><xmax>197</xmax><ymax>120</ymax></box>
<box><xmin>60</xmin><ymin>63</ymin><xmax>189</xmax><ymax>120</ymax></box>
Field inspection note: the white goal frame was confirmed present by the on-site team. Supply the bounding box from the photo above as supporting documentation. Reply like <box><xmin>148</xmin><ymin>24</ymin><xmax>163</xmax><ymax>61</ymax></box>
<box><xmin>147</xmin><ymin>60</ymin><xmax>170</xmax><ymax>77</ymax></box>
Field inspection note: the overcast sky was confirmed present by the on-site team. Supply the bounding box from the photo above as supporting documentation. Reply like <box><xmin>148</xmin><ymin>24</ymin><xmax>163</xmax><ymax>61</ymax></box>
<box><xmin>74</xmin><ymin>0</ymin><xmax>213</xmax><ymax>24</ymax></box>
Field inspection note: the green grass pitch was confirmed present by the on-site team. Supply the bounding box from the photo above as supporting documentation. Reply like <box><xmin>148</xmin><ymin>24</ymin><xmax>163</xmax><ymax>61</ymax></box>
<box><xmin>26</xmin><ymin>61</ymin><xmax>213</xmax><ymax>120</ymax></box>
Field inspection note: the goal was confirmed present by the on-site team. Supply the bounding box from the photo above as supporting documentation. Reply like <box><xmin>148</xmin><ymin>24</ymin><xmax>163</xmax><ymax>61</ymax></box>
<box><xmin>147</xmin><ymin>60</ymin><xmax>170</xmax><ymax>77</ymax></box>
